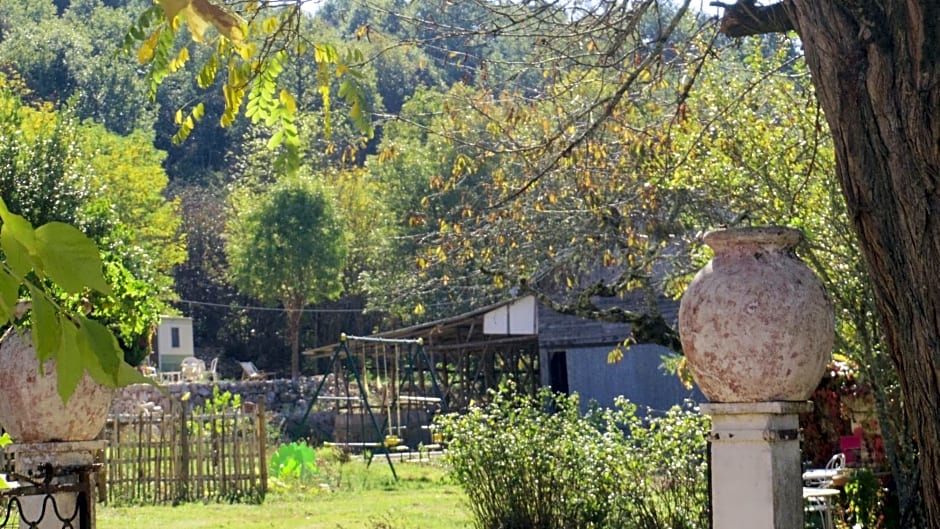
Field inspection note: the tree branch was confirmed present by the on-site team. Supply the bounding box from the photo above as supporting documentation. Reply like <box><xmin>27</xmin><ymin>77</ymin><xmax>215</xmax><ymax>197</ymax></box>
<box><xmin>517</xmin><ymin>280</ymin><xmax>683</xmax><ymax>352</ymax></box>
<box><xmin>712</xmin><ymin>1</ymin><xmax>795</xmax><ymax>38</ymax></box>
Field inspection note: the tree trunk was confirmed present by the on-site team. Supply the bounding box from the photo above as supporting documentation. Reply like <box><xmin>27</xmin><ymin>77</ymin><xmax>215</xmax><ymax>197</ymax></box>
<box><xmin>286</xmin><ymin>299</ymin><xmax>303</xmax><ymax>380</ymax></box>
<box><xmin>781</xmin><ymin>0</ymin><xmax>940</xmax><ymax>526</ymax></box>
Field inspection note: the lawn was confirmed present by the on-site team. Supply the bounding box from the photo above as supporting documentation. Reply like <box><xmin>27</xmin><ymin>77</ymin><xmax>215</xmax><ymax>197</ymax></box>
<box><xmin>98</xmin><ymin>453</ymin><xmax>471</xmax><ymax>529</ymax></box>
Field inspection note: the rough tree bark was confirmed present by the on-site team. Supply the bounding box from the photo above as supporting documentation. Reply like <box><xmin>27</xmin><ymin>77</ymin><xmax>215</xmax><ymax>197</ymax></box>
<box><xmin>719</xmin><ymin>0</ymin><xmax>940</xmax><ymax>526</ymax></box>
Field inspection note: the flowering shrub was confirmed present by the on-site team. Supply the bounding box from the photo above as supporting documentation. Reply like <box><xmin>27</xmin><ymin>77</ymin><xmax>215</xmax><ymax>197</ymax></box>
<box><xmin>436</xmin><ymin>384</ymin><xmax>710</xmax><ymax>529</ymax></box>
<box><xmin>801</xmin><ymin>358</ymin><xmax>885</xmax><ymax>467</ymax></box>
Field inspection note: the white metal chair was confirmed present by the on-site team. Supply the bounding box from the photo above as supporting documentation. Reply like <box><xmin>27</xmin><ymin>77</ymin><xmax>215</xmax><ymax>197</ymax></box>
<box><xmin>803</xmin><ymin>453</ymin><xmax>846</xmax><ymax>487</ymax></box>
<box><xmin>804</xmin><ymin>489</ymin><xmax>837</xmax><ymax>529</ymax></box>
<box><xmin>207</xmin><ymin>357</ymin><xmax>220</xmax><ymax>382</ymax></box>
<box><xmin>826</xmin><ymin>453</ymin><xmax>846</xmax><ymax>471</ymax></box>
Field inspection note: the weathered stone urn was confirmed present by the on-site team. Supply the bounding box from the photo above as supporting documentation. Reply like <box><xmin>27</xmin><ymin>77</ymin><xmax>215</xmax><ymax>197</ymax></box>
<box><xmin>678</xmin><ymin>226</ymin><xmax>833</xmax><ymax>402</ymax></box>
<box><xmin>0</xmin><ymin>329</ymin><xmax>114</xmax><ymax>443</ymax></box>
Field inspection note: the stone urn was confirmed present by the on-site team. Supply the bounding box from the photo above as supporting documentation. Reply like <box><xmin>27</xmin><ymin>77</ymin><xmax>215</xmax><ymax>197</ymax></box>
<box><xmin>678</xmin><ymin>226</ymin><xmax>833</xmax><ymax>402</ymax></box>
<box><xmin>0</xmin><ymin>328</ymin><xmax>114</xmax><ymax>443</ymax></box>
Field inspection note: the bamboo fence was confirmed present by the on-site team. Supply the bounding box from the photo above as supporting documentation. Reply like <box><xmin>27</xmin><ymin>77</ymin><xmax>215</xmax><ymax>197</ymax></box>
<box><xmin>101</xmin><ymin>401</ymin><xmax>267</xmax><ymax>505</ymax></box>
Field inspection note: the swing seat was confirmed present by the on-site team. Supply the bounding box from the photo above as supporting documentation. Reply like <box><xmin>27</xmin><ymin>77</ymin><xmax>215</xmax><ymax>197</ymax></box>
<box><xmin>398</xmin><ymin>396</ymin><xmax>442</xmax><ymax>403</ymax></box>
<box><xmin>325</xmin><ymin>441</ymin><xmax>382</xmax><ymax>448</ymax></box>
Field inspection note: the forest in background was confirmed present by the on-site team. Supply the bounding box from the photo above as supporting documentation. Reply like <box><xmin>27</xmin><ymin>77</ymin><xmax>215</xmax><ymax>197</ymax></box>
<box><xmin>1</xmin><ymin>0</ymin><xmax>934</xmax><ymax>524</ymax></box>
<box><xmin>0</xmin><ymin>0</ymin><xmax>862</xmax><ymax>376</ymax></box>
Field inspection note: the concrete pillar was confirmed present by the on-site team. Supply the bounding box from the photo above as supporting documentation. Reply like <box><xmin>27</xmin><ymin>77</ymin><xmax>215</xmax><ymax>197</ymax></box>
<box><xmin>702</xmin><ymin>402</ymin><xmax>811</xmax><ymax>529</ymax></box>
<box><xmin>9</xmin><ymin>440</ymin><xmax>104</xmax><ymax>529</ymax></box>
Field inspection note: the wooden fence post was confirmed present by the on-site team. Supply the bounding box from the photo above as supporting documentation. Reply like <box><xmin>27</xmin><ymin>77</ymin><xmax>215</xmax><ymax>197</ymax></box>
<box><xmin>257</xmin><ymin>396</ymin><xmax>268</xmax><ymax>497</ymax></box>
<box><xmin>178</xmin><ymin>404</ymin><xmax>190</xmax><ymax>503</ymax></box>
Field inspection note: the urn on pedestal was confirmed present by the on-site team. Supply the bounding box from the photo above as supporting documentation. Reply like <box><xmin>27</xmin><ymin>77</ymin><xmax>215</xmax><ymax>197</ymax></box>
<box><xmin>0</xmin><ymin>329</ymin><xmax>114</xmax><ymax>443</ymax></box>
<box><xmin>678</xmin><ymin>226</ymin><xmax>834</xmax><ymax>402</ymax></box>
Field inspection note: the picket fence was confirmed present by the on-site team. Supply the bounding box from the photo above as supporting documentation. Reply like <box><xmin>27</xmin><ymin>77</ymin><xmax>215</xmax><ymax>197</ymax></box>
<box><xmin>101</xmin><ymin>401</ymin><xmax>268</xmax><ymax>505</ymax></box>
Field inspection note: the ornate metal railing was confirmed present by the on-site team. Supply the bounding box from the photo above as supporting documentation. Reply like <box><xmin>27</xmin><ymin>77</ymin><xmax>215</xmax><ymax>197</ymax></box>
<box><xmin>0</xmin><ymin>463</ymin><xmax>98</xmax><ymax>529</ymax></box>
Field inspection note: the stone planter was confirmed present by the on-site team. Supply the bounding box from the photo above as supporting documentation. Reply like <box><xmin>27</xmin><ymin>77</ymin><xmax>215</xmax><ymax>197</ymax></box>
<box><xmin>0</xmin><ymin>329</ymin><xmax>114</xmax><ymax>443</ymax></box>
<box><xmin>678</xmin><ymin>226</ymin><xmax>833</xmax><ymax>402</ymax></box>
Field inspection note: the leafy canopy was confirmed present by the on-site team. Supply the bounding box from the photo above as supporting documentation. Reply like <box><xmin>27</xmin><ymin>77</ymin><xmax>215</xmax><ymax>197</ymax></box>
<box><xmin>0</xmin><ymin>198</ymin><xmax>148</xmax><ymax>403</ymax></box>
<box><xmin>225</xmin><ymin>175</ymin><xmax>347</xmax><ymax>307</ymax></box>
<box><xmin>129</xmin><ymin>0</ymin><xmax>374</xmax><ymax>174</ymax></box>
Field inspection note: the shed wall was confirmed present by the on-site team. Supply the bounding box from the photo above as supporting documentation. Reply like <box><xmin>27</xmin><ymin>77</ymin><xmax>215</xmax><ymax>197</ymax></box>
<box><xmin>562</xmin><ymin>343</ymin><xmax>703</xmax><ymax>413</ymax></box>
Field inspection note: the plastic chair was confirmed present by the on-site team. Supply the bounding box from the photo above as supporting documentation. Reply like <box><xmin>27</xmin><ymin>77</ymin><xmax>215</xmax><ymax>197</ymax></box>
<box><xmin>180</xmin><ymin>357</ymin><xmax>206</xmax><ymax>382</ymax></box>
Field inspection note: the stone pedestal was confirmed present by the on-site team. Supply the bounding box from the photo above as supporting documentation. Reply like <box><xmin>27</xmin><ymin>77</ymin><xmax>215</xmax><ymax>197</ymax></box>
<box><xmin>702</xmin><ymin>402</ymin><xmax>811</xmax><ymax>529</ymax></box>
<box><xmin>8</xmin><ymin>440</ymin><xmax>104</xmax><ymax>529</ymax></box>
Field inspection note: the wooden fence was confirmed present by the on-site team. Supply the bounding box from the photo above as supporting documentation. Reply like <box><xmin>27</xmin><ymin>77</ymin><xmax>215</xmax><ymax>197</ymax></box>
<box><xmin>101</xmin><ymin>401</ymin><xmax>267</xmax><ymax>505</ymax></box>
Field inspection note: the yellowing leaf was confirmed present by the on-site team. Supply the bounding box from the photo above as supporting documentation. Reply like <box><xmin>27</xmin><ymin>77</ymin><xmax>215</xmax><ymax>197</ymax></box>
<box><xmin>161</xmin><ymin>0</ymin><xmax>245</xmax><ymax>43</ymax></box>
<box><xmin>155</xmin><ymin>0</ymin><xmax>190</xmax><ymax>22</ymax></box>
<box><xmin>279</xmin><ymin>89</ymin><xmax>297</xmax><ymax>113</ymax></box>
<box><xmin>607</xmin><ymin>347</ymin><xmax>624</xmax><ymax>364</ymax></box>
<box><xmin>138</xmin><ymin>30</ymin><xmax>161</xmax><ymax>64</ymax></box>
<box><xmin>262</xmin><ymin>16</ymin><xmax>279</xmax><ymax>33</ymax></box>
<box><xmin>169</xmin><ymin>46</ymin><xmax>190</xmax><ymax>72</ymax></box>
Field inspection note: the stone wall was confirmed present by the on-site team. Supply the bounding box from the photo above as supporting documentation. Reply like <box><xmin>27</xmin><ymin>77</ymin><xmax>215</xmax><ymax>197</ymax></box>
<box><xmin>111</xmin><ymin>376</ymin><xmax>342</xmax><ymax>441</ymax></box>
<box><xmin>110</xmin><ymin>377</ymin><xmax>436</xmax><ymax>446</ymax></box>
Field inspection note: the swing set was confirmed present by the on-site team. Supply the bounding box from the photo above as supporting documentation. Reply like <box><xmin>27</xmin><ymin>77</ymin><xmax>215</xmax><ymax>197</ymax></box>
<box><xmin>297</xmin><ymin>333</ymin><xmax>448</xmax><ymax>479</ymax></box>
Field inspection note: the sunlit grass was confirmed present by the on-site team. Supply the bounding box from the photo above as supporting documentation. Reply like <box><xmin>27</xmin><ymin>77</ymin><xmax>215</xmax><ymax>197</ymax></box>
<box><xmin>98</xmin><ymin>449</ymin><xmax>470</xmax><ymax>529</ymax></box>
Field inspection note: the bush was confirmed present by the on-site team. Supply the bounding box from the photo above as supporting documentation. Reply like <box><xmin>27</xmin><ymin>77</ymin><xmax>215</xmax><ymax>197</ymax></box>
<box><xmin>436</xmin><ymin>384</ymin><xmax>710</xmax><ymax>529</ymax></box>
<box><xmin>268</xmin><ymin>441</ymin><xmax>320</xmax><ymax>493</ymax></box>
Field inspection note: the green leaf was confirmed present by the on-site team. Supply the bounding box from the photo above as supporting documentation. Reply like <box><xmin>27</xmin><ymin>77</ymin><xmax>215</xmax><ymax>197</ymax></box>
<box><xmin>78</xmin><ymin>316</ymin><xmax>123</xmax><ymax>385</ymax></box>
<box><xmin>0</xmin><ymin>228</ymin><xmax>35</xmax><ymax>278</ymax></box>
<box><xmin>115</xmin><ymin>361</ymin><xmax>152</xmax><ymax>388</ymax></box>
<box><xmin>0</xmin><ymin>201</ymin><xmax>38</xmax><ymax>277</ymax></box>
<box><xmin>29</xmin><ymin>284</ymin><xmax>60</xmax><ymax>364</ymax></box>
<box><xmin>197</xmin><ymin>54</ymin><xmax>218</xmax><ymax>89</ymax></box>
<box><xmin>34</xmin><ymin>222</ymin><xmax>110</xmax><ymax>294</ymax></box>
<box><xmin>0</xmin><ymin>268</ymin><xmax>18</xmax><ymax>324</ymax></box>
<box><xmin>56</xmin><ymin>317</ymin><xmax>85</xmax><ymax>404</ymax></box>
<box><xmin>267</xmin><ymin>129</ymin><xmax>285</xmax><ymax>150</ymax></box>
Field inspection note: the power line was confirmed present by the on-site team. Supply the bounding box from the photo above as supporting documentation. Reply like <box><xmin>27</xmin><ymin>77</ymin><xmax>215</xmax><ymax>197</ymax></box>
<box><xmin>169</xmin><ymin>298</ymin><xmax>371</xmax><ymax>314</ymax></box>
<box><xmin>167</xmin><ymin>296</ymin><xmax>482</xmax><ymax>316</ymax></box>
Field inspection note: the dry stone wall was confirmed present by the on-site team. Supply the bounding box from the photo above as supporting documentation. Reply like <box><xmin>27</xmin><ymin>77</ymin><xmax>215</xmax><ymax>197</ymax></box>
<box><xmin>110</xmin><ymin>376</ymin><xmax>343</xmax><ymax>441</ymax></box>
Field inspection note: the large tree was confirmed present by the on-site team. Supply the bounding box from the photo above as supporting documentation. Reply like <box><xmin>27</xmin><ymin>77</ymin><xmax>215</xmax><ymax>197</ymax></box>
<box><xmin>709</xmin><ymin>1</ymin><xmax>939</xmax><ymax>525</ymax></box>
<box><xmin>225</xmin><ymin>176</ymin><xmax>347</xmax><ymax>379</ymax></box>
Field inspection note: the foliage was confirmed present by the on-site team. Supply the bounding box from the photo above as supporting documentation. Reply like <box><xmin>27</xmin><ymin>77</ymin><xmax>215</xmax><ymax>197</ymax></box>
<box><xmin>125</xmin><ymin>0</ymin><xmax>374</xmax><ymax>173</ymax></box>
<box><xmin>188</xmin><ymin>386</ymin><xmax>243</xmax><ymax>437</ymax></box>
<box><xmin>194</xmin><ymin>385</ymin><xmax>242</xmax><ymax>415</ymax></box>
<box><xmin>225</xmin><ymin>174</ymin><xmax>347</xmax><ymax>377</ymax></box>
<box><xmin>354</xmin><ymin>9</ymin><xmax>711</xmax><ymax>329</ymax></box>
<box><xmin>436</xmin><ymin>384</ymin><xmax>709</xmax><ymax>529</ymax></box>
<box><xmin>843</xmin><ymin>469</ymin><xmax>889</xmax><ymax>529</ymax></box>
<box><xmin>0</xmin><ymin>88</ymin><xmax>88</xmax><ymax>228</ymax></box>
<box><xmin>0</xmin><ymin>197</ymin><xmax>148</xmax><ymax>401</ymax></box>
<box><xmin>269</xmin><ymin>441</ymin><xmax>320</xmax><ymax>490</ymax></box>
<box><xmin>78</xmin><ymin>124</ymin><xmax>186</xmax><ymax>291</ymax></box>
<box><xmin>0</xmin><ymin>82</ymin><xmax>181</xmax><ymax>366</ymax></box>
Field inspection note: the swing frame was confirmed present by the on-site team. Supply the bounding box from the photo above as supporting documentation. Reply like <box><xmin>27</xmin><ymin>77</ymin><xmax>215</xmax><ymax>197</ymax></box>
<box><xmin>294</xmin><ymin>333</ymin><xmax>449</xmax><ymax>479</ymax></box>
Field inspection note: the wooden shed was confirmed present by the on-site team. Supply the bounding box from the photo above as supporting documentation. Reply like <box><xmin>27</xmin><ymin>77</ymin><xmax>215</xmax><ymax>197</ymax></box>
<box><xmin>307</xmin><ymin>294</ymin><xmax>701</xmax><ymax>412</ymax></box>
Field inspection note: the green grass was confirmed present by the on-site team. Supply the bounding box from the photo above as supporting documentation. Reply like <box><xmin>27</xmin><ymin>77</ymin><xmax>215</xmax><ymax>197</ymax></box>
<box><xmin>98</xmin><ymin>451</ymin><xmax>471</xmax><ymax>529</ymax></box>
